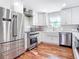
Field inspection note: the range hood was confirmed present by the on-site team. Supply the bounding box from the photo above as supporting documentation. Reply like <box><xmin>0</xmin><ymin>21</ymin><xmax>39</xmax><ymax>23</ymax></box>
<box><xmin>23</xmin><ymin>8</ymin><xmax>33</xmax><ymax>17</ymax></box>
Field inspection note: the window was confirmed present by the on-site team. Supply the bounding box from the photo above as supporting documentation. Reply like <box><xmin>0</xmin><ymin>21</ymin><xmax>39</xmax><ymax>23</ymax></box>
<box><xmin>49</xmin><ymin>16</ymin><xmax>61</xmax><ymax>28</ymax></box>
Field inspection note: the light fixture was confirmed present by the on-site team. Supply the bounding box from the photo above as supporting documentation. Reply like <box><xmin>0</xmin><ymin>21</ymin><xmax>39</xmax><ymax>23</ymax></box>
<box><xmin>14</xmin><ymin>2</ymin><xmax>20</xmax><ymax>6</ymax></box>
<box><xmin>62</xmin><ymin>3</ymin><xmax>66</xmax><ymax>7</ymax></box>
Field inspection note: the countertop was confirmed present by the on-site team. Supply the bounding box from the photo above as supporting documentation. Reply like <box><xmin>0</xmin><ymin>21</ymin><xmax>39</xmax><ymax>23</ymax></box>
<box><xmin>39</xmin><ymin>30</ymin><xmax>77</xmax><ymax>33</ymax></box>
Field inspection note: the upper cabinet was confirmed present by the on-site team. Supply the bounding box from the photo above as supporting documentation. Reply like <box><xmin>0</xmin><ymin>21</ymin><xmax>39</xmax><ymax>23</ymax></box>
<box><xmin>72</xmin><ymin>7</ymin><xmax>79</xmax><ymax>24</ymax></box>
<box><xmin>33</xmin><ymin>12</ymin><xmax>46</xmax><ymax>26</ymax></box>
<box><xmin>61</xmin><ymin>8</ymin><xmax>72</xmax><ymax>25</ymax></box>
<box><xmin>0</xmin><ymin>0</ymin><xmax>11</xmax><ymax>9</ymax></box>
<box><xmin>61</xmin><ymin>7</ymin><xmax>79</xmax><ymax>25</ymax></box>
<box><xmin>38</xmin><ymin>13</ymin><xmax>46</xmax><ymax>26</ymax></box>
<box><xmin>33</xmin><ymin>6</ymin><xmax>79</xmax><ymax>26</ymax></box>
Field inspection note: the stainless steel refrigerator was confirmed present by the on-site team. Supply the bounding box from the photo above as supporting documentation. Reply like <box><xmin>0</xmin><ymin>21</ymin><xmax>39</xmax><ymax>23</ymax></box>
<box><xmin>0</xmin><ymin>7</ymin><xmax>25</xmax><ymax>59</ymax></box>
<box><xmin>0</xmin><ymin>7</ymin><xmax>11</xmax><ymax>43</ymax></box>
<box><xmin>59</xmin><ymin>32</ymin><xmax>72</xmax><ymax>47</ymax></box>
<box><xmin>0</xmin><ymin>7</ymin><xmax>12</xmax><ymax>59</ymax></box>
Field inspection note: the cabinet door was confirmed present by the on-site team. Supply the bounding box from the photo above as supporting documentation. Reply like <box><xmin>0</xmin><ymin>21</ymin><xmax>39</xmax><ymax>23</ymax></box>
<box><xmin>61</xmin><ymin>10</ymin><xmax>67</xmax><ymax>25</ymax></box>
<box><xmin>17</xmin><ymin>13</ymin><xmax>22</xmax><ymax>39</ymax></box>
<box><xmin>72</xmin><ymin>7</ymin><xmax>79</xmax><ymax>24</ymax></box>
<box><xmin>65</xmin><ymin>9</ymin><xmax>72</xmax><ymax>24</ymax></box>
<box><xmin>61</xmin><ymin>9</ymin><xmax>72</xmax><ymax>25</ymax></box>
<box><xmin>38</xmin><ymin>13</ymin><xmax>46</xmax><ymax>26</ymax></box>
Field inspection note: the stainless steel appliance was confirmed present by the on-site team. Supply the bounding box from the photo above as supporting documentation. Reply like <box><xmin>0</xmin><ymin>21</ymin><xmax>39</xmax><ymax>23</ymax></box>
<box><xmin>11</xmin><ymin>11</ymin><xmax>17</xmax><ymax>41</ymax></box>
<box><xmin>0</xmin><ymin>7</ymin><xmax>11</xmax><ymax>43</ymax></box>
<box><xmin>12</xmin><ymin>15</ymin><xmax>17</xmax><ymax>37</ymax></box>
<box><xmin>0</xmin><ymin>7</ymin><xmax>12</xmax><ymax>59</ymax></box>
<box><xmin>26</xmin><ymin>32</ymin><xmax>38</xmax><ymax>50</ymax></box>
<box><xmin>0</xmin><ymin>7</ymin><xmax>25</xmax><ymax>59</ymax></box>
<box><xmin>59</xmin><ymin>32</ymin><xmax>72</xmax><ymax>47</ymax></box>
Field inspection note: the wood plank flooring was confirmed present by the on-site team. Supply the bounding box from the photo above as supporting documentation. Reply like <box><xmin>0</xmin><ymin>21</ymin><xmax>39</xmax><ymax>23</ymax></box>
<box><xmin>16</xmin><ymin>43</ymin><xmax>74</xmax><ymax>59</ymax></box>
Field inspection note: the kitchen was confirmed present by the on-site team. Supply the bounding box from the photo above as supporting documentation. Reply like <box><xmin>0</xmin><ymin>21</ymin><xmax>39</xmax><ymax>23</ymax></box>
<box><xmin>0</xmin><ymin>0</ymin><xmax>79</xmax><ymax>59</ymax></box>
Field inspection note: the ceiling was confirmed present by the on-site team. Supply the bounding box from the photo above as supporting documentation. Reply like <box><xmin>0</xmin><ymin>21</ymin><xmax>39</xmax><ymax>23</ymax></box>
<box><xmin>23</xmin><ymin>0</ymin><xmax>79</xmax><ymax>13</ymax></box>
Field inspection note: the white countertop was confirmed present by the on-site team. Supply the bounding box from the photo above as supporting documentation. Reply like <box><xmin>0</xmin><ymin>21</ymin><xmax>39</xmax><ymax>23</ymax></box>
<box><xmin>40</xmin><ymin>30</ymin><xmax>76</xmax><ymax>33</ymax></box>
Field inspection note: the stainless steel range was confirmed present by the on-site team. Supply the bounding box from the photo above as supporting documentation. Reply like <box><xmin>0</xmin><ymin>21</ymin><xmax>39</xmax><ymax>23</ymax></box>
<box><xmin>26</xmin><ymin>32</ymin><xmax>39</xmax><ymax>50</ymax></box>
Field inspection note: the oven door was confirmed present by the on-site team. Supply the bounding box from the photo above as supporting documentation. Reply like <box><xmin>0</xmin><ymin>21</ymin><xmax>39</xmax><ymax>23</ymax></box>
<box><xmin>30</xmin><ymin>37</ymin><xmax>37</xmax><ymax>45</ymax></box>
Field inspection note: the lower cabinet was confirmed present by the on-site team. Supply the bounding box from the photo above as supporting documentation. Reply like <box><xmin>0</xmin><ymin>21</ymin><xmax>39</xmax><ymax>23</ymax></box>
<box><xmin>38</xmin><ymin>32</ymin><xmax>59</xmax><ymax>45</ymax></box>
<box><xmin>72</xmin><ymin>33</ymin><xmax>79</xmax><ymax>59</ymax></box>
<box><xmin>0</xmin><ymin>38</ymin><xmax>25</xmax><ymax>59</ymax></box>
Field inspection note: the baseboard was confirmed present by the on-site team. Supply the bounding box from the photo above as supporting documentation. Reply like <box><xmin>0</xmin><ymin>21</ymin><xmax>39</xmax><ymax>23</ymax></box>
<box><xmin>39</xmin><ymin>42</ymin><xmax>60</xmax><ymax>46</ymax></box>
<box><xmin>72</xmin><ymin>49</ymin><xmax>75</xmax><ymax>59</ymax></box>
<box><xmin>59</xmin><ymin>45</ymin><xmax>72</xmax><ymax>48</ymax></box>
<box><xmin>14</xmin><ymin>51</ymin><xmax>25</xmax><ymax>59</ymax></box>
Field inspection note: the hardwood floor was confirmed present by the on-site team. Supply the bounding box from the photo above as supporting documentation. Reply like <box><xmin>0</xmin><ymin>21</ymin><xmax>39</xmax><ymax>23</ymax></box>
<box><xmin>16</xmin><ymin>43</ymin><xmax>74</xmax><ymax>59</ymax></box>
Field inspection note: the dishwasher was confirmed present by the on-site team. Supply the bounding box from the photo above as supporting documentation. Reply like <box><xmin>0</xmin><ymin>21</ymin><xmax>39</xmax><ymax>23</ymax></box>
<box><xmin>59</xmin><ymin>32</ymin><xmax>72</xmax><ymax>47</ymax></box>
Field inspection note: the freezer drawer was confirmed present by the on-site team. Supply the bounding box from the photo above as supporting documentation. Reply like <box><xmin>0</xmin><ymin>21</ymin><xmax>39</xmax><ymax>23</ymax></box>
<box><xmin>0</xmin><ymin>39</ymin><xmax>25</xmax><ymax>59</ymax></box>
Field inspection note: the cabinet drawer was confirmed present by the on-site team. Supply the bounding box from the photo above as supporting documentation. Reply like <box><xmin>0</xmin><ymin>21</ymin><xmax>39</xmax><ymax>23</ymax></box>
<box><xmin>15</xmin><ymin>41</ymin><xmax>19</xmax><ymax>48</ymax></box>
<box><xmin>10</xmin><ymin>42</ymin><xmax>16</xmax><ymax>49</ymax></box>
<box><xmin>19</xmin><ymin>40</ymin><xmax>24</xmax><ymax>43</ymax></box>
<box><xmin>1</xmin><ymin>43</ymin><xmax>10</xmax><ymax>52</ymax></box>
<box><xmin>19</xmin><ymin>48</ymin><xmax>24</xmax><ymax>55</ymax></box>
<box><xmin>7</xmin><ymin>50</ymin><xmax>17</xmax><ymax>58</ymax></box>
<box><xmin>2</xmin><ymin>52</ymin><xmax>8</xmax><ymax>56</ymax></box>
<box><xmin>0</xmin><ymin>44</ymin><xmax>2</xmax><ymax>53</ymax></box>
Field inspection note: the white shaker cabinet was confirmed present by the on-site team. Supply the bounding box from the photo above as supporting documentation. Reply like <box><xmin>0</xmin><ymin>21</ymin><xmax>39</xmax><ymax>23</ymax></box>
<box><xmin>61</xmin><ymin>10</ymin><xmax>66</xmax><ymax>25</ymax></box>
<box><xmin>61</xmin><ymin>8</ymin><xmax>72</xmax><ymax>25</ymax></box>
<box><xmin>61</xmin><ymin>7</ymin><xmax>79</xmax><ymax>25</ymax></box>
<box><xmin>72</xmin><ymin>7</ymin><xmax>79</xmax><ymax>24</ymax></box>
<box><xmin>33</xmin><ymin>12</ymin><xmax>46</xmax><ymax>26</ymax></box>
<box><xmin>38</xmin><ymin>32</ymin><xmax>59</xmax><ymax>45</ymax></box>
<box><xmin>37</xmin><ymin>13</ymin><xmax>46</xmax><ymax>26</ymax></box>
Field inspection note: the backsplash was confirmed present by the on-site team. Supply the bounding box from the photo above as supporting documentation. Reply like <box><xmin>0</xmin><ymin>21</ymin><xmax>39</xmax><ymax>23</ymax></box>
<box><xmin>61</xmin><ymin>25</ymin><xmax>77</xmax><ymax>32</ymax></box>
<box><xmin>43</xmin><ymin>25</ymin><xmax>78</xmax><ymax>32</ymax></box>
